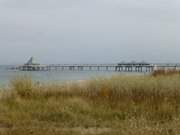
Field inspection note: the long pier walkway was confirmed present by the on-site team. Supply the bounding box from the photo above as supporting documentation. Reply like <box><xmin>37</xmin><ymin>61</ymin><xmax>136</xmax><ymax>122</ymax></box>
<box><xmin>14</xmin><ymin>63</ymin><xmax>180</xmax><ymax>72</ymax></box>
<box><xmin>45</xmin><ymin>63</ymin><xmax>154</xmax><ymax>72</ymax></box>
<box><xmin>10</xmin><ymin>57</ymin><xmax>180</xmax><ymax>72</ymax></box>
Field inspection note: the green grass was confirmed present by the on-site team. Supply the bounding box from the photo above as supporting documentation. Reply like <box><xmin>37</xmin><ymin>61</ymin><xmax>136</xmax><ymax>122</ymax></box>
<box><xmin>1</xmin><ymin>75</ymin><xmax>180</xmax><ymax>134</ymax></box>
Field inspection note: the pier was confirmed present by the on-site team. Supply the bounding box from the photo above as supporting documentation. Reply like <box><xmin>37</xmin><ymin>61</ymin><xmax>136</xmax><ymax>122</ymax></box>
<box><xmin>16</xmin><ymin>64</ymin><xmax>155</xmax><ymax>72</ymax></box>
<box><xmin>46</xmin><ymin>63</ymin><xmax>154</xmax><ymax>72</ymax></box>
<box><xmin>11</xmin><ymin>57</ymin><xmax>180</xmax><ymax>72</ymax></box>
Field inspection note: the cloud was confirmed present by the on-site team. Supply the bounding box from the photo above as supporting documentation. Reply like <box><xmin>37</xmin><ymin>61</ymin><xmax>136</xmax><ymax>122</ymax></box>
<box><xmin>0</xmin><ymin>0</ymin><xmax>178</xmax><ymax>64</ymax></box>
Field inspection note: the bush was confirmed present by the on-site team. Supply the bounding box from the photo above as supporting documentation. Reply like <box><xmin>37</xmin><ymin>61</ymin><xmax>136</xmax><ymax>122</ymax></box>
<box><xmin>152</xmin><ymin>69</ymin><xmax>180</xmax><ymax>77</ymax></box>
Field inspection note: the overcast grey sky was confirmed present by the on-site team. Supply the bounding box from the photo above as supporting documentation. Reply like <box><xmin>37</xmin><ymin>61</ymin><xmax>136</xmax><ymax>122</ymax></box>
<box><xmin>0</xmin><ymin>0</ymin><xmax>179</xmax><ymax>64</ymax></box>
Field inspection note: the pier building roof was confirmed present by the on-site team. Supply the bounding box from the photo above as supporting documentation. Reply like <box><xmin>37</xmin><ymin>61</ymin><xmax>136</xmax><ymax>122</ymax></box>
<box><xmin>25</xmin><ymin>57</ymin><xmax>40</xmax><ymax>65</ymax></box>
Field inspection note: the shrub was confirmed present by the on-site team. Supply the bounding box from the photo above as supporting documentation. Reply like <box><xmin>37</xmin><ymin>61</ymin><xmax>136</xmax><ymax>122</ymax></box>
<box><xmin>152</xmin><ymin>69</ymin><xmax>180</xmax><ymax>77</ymax></box>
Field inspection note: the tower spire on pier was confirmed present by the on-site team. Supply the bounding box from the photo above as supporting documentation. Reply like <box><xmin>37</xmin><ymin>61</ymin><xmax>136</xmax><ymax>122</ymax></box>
<box><xmin>25</xmin><ymin>57</ymin><xmax>40</xmax><ymax>65</ymax></box>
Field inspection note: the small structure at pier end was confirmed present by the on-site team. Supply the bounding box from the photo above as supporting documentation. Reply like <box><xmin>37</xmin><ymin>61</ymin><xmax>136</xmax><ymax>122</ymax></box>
<box><xmin>18</xmin><ymin>57</ymin><xmax>48</xmax><ymax>71</ymax></box>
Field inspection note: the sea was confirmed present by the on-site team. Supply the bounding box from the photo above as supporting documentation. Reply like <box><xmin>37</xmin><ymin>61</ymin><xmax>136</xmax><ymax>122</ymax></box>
<box><xmin>0</xmin><ymin>65</ymin><xmax>145</xmax><ymax>87</ymax></box>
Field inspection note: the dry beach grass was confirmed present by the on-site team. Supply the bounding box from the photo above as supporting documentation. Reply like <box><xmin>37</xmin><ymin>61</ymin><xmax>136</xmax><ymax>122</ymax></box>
<box><xmin>0</xmin><ymin>72</ymin><xmax>180</xmax><ymax>134</ymax></box>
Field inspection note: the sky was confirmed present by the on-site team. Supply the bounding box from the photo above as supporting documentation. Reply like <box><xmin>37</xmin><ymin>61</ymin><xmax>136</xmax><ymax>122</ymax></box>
<box><xmin>0</xmin><ymin>0</ymin><xmax>179</xmax><ymax>64</ymax></box>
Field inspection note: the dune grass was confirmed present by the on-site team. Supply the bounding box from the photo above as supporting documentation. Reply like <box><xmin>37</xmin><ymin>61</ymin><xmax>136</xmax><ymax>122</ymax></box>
<box><xmin>0</xmin><ymin>74</ymin><xmax>180</xmax><ymax>134</ymax></box>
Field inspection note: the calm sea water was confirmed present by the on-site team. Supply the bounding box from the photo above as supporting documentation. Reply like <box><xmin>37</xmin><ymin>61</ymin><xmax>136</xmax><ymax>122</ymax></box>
<box><xmin>0</xmin><ymin>65</ymin><xmax>145</xmax><ymax>86</ymax></box>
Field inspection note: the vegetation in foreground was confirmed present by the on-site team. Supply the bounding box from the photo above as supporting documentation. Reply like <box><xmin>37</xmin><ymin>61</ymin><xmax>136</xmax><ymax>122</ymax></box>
<box><xmin>0</xmin><ymin>73</ymin><xmax>180</xmax><ymax>134</ymax></box>
<box><xmin>152</xmin><ymin>69</ymin><xmax>180</xmax><ymax>77</ymax></box>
